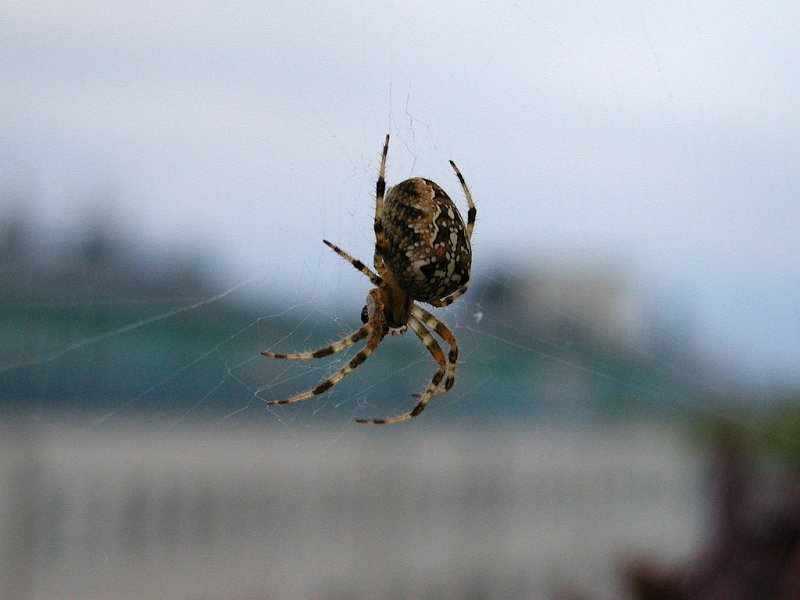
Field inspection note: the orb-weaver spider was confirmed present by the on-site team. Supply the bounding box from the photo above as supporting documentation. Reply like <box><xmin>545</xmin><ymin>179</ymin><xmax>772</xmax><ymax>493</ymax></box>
<box><xmin>263</xmin><ymin>134</ymin><xmax>475</xmax><ymax>423</ymax></box>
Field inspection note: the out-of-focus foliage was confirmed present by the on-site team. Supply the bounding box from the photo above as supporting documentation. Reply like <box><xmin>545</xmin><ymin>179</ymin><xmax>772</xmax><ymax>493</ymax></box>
<box><xmin>690</xmin><ymin>396</ymin><xmax>800</xmax><ymax>473</ymax></box>
<box><xmin>576</xmin><ymin>409</ymin><xmax>800</xmax><ymax>600</ymax></box>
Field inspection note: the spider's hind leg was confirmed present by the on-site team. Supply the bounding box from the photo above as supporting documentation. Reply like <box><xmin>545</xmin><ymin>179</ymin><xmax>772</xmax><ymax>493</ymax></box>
<box><xmin>265</xmin><ymin>290</ymin><xmax>387</xmax><ymax>406</ymax></box>
<box><xmin>356</xmin><ymin>314</ymin><xmax>445</xmax><ymax>424</ymax></box>
<box><xmin>266</xmin><ymin>324</ymin><xmax>383</xmax><ymax>406</ymax></box>
<box><xmin>412</xmin><ymin>305</ymin><xmax>459</xmax><ymax>393</ymax></box>
<box><xmin>261</xmin><ymin>323</ymin><xmax>370</xmax><ymax>360</ymax></box>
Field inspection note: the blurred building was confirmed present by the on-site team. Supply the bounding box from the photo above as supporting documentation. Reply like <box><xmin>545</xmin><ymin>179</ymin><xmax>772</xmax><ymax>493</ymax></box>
<box><xmin>1</xmin><ymin>422</ymin><xmax>703</xmax><ymax>600</ymax></box>
<box><xmin>476</xmin><ymin>261</ymin><xmax>649</xmax><ymax>354</ymax></box>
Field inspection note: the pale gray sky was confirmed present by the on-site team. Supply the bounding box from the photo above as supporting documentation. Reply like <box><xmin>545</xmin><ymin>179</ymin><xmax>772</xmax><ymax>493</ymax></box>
<box><xmin>1</xmin><ymin>2</ymin><xmax>798</xmax><ymax>386</ymax></box>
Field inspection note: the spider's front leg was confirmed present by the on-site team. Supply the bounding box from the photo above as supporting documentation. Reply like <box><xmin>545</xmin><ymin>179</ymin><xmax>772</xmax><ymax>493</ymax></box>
<box><xmin>261</xmin><ymin>324</ymin><xmax>370</xmax><ymax>360</ymax></box>
<box><xmin>265</xmin><ymin>290</ymin><xmax>387</xmax><ymax>406</ymax></box>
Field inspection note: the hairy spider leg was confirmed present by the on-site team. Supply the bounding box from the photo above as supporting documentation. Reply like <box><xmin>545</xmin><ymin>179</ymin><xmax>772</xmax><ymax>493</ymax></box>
<box><xmin>427</xmin><ymin>160</ymin><xmax>476</xmax><ymax>309</ymax></box>
<box><xmin>356</xmin><ymin>314</ymin><xmax>445</xmax><ymax>424</ymax></box>
<box><xmin>426</xmin><ymin>291</ymin><xmax>464</xmax><ymax>309</ymax></box>
<box><xmin>373</xmin><ymin>134</ymin><xmax>390</xmax><ymax>272</ymax></box>
<box><xmin>322</xmin><ymin>239</ymin><xmax>382</xmax><ymax>286</ymax></box>
<box><xmin>412</xmin><ymin>305</ymin><xmax>459</xmax><ymax>394</ymax></box>
<box><xmin>322</xmin><ymin>240</ymin><xmax>406</xmax><ymax>334</ymax></box>
<box><xmin>450</xmin><ymin>159</ymin><xmax>476</xmax><ymax>241</ymax></box>
<box><xmin>261</xmin><ymin>323</ymin><xmax>370</xmax><ymax>360</ymax></box>
<box><xmin>262</xmin><ymin>242</ymin><xmax>379</xmax><ymax>362</ymax></box>
<box><xmin>266</xmin><ymin>291</ymin><xmax>387</xmax><ymax>406</ymax></box>
<box><xmin>318</xmin><ymin>135</ymin><xmax>391</xmax><ymax>287</ymax></box>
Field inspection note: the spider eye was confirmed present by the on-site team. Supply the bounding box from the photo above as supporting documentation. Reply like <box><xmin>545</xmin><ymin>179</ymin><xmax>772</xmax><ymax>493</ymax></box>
<box><xmin>360</xmin><ymin>305</ymin><xmax>368</xmax><ymax>324</ymax></box>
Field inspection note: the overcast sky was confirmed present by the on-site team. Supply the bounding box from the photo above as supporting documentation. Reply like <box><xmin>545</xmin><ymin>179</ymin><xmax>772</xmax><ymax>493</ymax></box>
<box><xmin>1</xmin><ymin>2</ymin><xmax>798</xmax><ymax>387</ymax></box>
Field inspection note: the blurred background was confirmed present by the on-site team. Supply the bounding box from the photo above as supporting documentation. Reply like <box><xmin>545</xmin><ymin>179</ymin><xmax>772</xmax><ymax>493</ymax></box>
<box><xmin>1</xmin><ymin>2</ymin><xmax>799</xmax><ymax>599</ymax></box>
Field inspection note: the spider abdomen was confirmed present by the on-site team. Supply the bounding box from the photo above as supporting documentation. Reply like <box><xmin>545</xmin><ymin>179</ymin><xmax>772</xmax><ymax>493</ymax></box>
<box><xmin>383</xmin><ymin>177</ymin><xmax>472</xmax><ymax>303</ymax></box>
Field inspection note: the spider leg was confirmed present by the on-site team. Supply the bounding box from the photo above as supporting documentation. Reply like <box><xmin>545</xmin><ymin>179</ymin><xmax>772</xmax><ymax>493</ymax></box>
<box><xmin>427</xmin><ymin>160</ymin><xmax>474</xmax><ymax>309</ymax></box>
<box><xmin>355</xmin><ymin>314</ymin><xmax>445</xmax><ymax>424</ymax></box>
<box><xmin>267</xmin><ymin>291</ymin><xmax>387</xmax><ymax>406</ymax></box>
<box><xmin>427</xmin><ymin>285</ymin><xmax>469</xmax><ymax>308</ymax></box>
<box><xmin>323</xmin><ymin>239</ymin><xmax>382</xmax><ymax>286</ymax></box>
<box><xmin>411</xmin><ymin>305</ymin><xmax>459</xmax><ymax>393</ymax></box>
<box><xmin>262</xmin><ymin>323</ymin><xmax>370</xmax><ymax>360</ymax></box>
<box><xmin>267</xmin><ymin>324</ymin><xmax>383</xmax><ymax>405</ymax></box>
<box><xmin>373</xmin><ymin>134</ymin><xmax>390</xmax><ymax>271</ymax></box>
<box><xmin>449</xmin><ymin>159</ymin><xmax>476</xmax><ymax>242</ymax></box>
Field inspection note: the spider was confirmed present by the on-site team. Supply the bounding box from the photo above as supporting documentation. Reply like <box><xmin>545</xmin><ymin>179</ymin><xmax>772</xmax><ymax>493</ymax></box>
<box><xmin>262</xmin><ymin>134</ymin><xmax>475</xmax><ymax>424</ymax></box>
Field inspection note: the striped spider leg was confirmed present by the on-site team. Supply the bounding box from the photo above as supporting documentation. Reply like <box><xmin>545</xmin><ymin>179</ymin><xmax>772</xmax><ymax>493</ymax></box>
<box><xmin>425</xmin><ymin>159</ymin><xmax>476</xmax><ymax>309</ymax></box>
<box><xmin>355</xmin><ymin>311</ymin><xmax>452</xmax><ymax>424</ymax></box>
<box><xmin>261</xmin><ymin>242</ymin><xmax>384</xmax><ymax>406</ymax></box>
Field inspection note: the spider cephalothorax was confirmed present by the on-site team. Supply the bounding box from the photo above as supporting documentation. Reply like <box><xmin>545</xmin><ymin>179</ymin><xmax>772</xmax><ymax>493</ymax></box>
<box><xmin>262</xmin><ymin>134</ymin><xmax>475</xmax><ymax>424</ymax></box>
